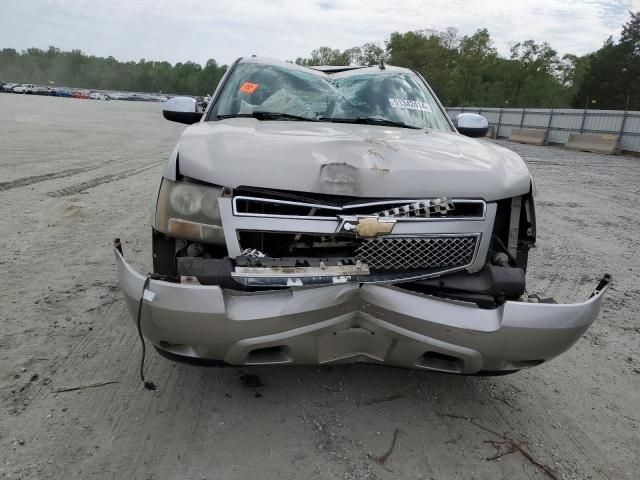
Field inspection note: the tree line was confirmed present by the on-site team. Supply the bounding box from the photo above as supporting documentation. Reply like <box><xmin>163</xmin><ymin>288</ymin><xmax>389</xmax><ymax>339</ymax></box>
<box><xmin>1</xmin><ymin>10</ymin><xmax>638</xmax><ymax>109</ymax></box>
<box><xmin>0</xmin><ymin>48</ymin><xmax>227</xmax><ymax>96</ymax></box>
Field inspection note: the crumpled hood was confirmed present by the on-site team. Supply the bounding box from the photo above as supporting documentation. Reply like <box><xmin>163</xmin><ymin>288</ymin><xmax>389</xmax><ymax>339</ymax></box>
<box><xmin>176</xmin><ymin>119</ymin><xmax>531</xmax><ymax>201</ymax></box>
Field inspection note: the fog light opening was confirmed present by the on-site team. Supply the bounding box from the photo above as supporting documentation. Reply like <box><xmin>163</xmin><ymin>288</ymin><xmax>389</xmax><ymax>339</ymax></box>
<box><xmin>245</xmin><ymin>346</ymin><xmax>292</xmax><ymax>365</ymax></box>
<box><xmin>416</xmin><ymin>351</ymin><xmax>463</xmax><ymax>373</ymax></box>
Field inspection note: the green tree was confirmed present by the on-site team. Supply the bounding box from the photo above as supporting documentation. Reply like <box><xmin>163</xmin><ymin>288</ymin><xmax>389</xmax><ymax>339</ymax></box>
<box><xmin>574</xmin><ymin>11</ymin><xmax>640</xmax><ymax>109</ymax></box>
<box><xmin>386</xmin><ymin>29</ymin><xmax>458</xmax><ymax>102</ymax></box>
<box><xmin>506</xmin><ymin>40</ymin><xmax>567</xmax><ymax>106</ymax></box>
<box><xmin>451</xmin><ymin>28</ymin><xmax>498</xmax><ymax>105</ymax></box>
<box><xmin>294</xmin><ymin>47</ymin><xmax>350</xmax><ymax>66</ymax></box>
<box><xmin>293</xmin><ymin>43</ymin><xmax>384</xmax><ymax>67</ymax></box>
<box><xmin>346</xmin><ymin>42</ymin><xmax>386</xmax><ymax>65</ymax></box>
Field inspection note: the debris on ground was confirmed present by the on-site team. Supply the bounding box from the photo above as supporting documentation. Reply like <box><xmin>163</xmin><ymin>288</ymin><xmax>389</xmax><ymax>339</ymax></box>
<box><xmin>441</xmin><ymin>414</ymin><xmax>558</xmax><ymax>479</ymax></box>
<box><xmin>362</xmin><ymin>393</ymin><xmax>403</xmax><ymax>406</ymax></box>
<box><xmin>53</xmin><ymin>380</ymin><xmax>119</xmax><ymax>393</ymax></box>
<box><xmin>239</xmin><ymin>373</ymin><xmax>265</xmax><ymax>397</ymax></box>
<box><xmin>367</xmin><ymin>427</ymin><xmax>400</xmax><ymax>472</ymax></box>
<box><xmin>239</xmin><ymin>373</ymin><xmax>264</xmax><ymax>389</ymax></box>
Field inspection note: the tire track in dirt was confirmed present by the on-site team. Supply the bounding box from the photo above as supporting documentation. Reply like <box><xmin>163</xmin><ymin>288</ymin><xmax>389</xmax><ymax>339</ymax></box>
<box><xmin>47</xmin><ymin>162</ymin><xmax>160</xmax><ymax>197</ymax></box>
<box><xmin>0</xmin><ymin>166</ymin><xmax>95</xmax><ymax>192</ymax></box>
<box><xmin>3</xmin><ymin>298</ymin><xmax>226</xmax><ymax>480</ymax></box>
<box><xmin>0</xmin><ymin>154</ymin><xmax>142</xmax><ymax>192</ymax></box>
<box><xmin>0</xmin><ymin>300</ymin><xmax>143</xmax><ymax>479</ymax></box>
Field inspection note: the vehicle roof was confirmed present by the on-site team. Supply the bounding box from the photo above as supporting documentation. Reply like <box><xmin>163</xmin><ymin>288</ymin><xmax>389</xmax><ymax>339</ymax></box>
<box><xmin>238</xmin><ymin>56</ymin><xmax>415</xmax><ymax>77</ymax></box>
<box><xmin>309</xmin><ymin>65</ymin><xmax>370</xmax><ymax>73</ymax></box>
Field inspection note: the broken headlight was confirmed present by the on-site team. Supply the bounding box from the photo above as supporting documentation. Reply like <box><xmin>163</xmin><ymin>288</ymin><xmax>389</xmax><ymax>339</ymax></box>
<box><xmin>155</xmin><ymin>178</ymin><xmax>225</xmax><ymax>244</ymax></box>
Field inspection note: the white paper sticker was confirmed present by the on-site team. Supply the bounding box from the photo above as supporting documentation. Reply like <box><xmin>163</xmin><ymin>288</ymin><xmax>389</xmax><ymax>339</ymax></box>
<box><xmin>389</xmin><ymin>98</ymin><xmax>432</xmax><ymax>112</ymax></box>
<box><xmin>143</xmin><ymin>289</ymin><xmax>156</xmax><ymax>303</ymax></box>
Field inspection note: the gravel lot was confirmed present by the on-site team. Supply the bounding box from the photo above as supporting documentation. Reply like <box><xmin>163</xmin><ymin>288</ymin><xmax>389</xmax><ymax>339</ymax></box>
<box><xmin>1</xmin><ymin>94</ymin><xmax>639</xmax><ymax>480</ymax></box>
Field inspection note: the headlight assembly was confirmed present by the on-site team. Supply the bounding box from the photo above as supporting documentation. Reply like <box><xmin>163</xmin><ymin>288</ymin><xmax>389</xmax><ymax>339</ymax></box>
<box><xmin>155</xmin><ymin>179</ymin><xmax>225</xmax><ymax>244</ymax></box>
<box><xmin>169</xmin><ymin>183</ymin><xmax>202</xmax><ymax>216</ymax></box>
<box><xmin>200</xmin><ymin>189</ymin><xmax>223</xmax><ymax>222</ymax></box>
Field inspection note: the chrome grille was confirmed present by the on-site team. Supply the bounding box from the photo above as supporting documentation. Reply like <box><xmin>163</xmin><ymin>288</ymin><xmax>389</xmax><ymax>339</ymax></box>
<box><xmin>354</xmin><ymin>235</ymin><xmax>479</xmax><ymax>271</ymax></box>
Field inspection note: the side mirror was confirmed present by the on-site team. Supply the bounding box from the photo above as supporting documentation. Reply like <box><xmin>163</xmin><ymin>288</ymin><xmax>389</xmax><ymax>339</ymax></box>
<box><xmin>454</xmin><ymin>113</ymin><xmax>489</xmax><ymax>138</ymax></box>
<box><xmin>163</xmin><ymin>97</ymin><xmax>202</xmax><ymax>124</ymax></box>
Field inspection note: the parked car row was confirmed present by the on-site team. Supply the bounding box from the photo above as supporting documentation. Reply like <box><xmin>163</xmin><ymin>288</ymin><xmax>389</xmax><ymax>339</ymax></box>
<box><xmin>0</xmin><ymin>82</ymin><xmax>102</xmax><ymax>99</ymax></box>
<box><xmin>0</xmin><ymin>81</ymin><xmax>168</xmax><ymax>102</ymax></box>
<box><xmin>2</xmin><ymin>83</ymin><xmax>48</xmax><ymax>94</ymax></box>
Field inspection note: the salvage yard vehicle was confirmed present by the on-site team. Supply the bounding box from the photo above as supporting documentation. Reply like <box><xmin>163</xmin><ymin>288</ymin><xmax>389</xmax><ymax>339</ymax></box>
<box><xmin>51</xmin><ymin>88</ymin><xmax>73</xmax><ymax>97</ymax></box>
<box><xmin>32</xmin><ymin>86</ymin><xmax>52</xmax><ymax>95</ymax></box>
<box><xmin>12</xmin><ymin>83</ymin><xmax>35</xmax><ymax>94</ymax></box>
<box><xmin>89</xmin><ymin>91</ymin><xmax>110</xmax><ymax>100</ymax></box>
<box><xmin>1</xmin><ymin>82</ymin><xmax>18</xmax><ymax>92</ymax></box>
<box><xmin>114</xmin><ymin>57</ymin><xmax>609</xmax><ymax>375</ymax></box>
<box><xmin>72</xmin><ymin>90</ymin><xmax>90</xmax><ymax>99</ymax></box>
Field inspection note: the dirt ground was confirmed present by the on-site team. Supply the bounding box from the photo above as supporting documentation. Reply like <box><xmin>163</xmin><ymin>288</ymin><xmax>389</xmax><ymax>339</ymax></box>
<box><xmin>1</xmin><ymin>94</ymin><xmax>639</xmax><ymax>480</ymax></box>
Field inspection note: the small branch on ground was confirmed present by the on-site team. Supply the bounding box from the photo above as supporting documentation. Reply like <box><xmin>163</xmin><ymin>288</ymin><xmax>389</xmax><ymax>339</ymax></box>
<box><xmin>319</xmin><ymin>384</ymin><xmax>338</xmax><ymax>392</ymax></box>
<box><xmin>493</xmin><ymin>395</ymin><xmax>516</xmax><ymax>410</ymax></box>
<box><xmin>368</xmin><ymin>427</ymin><xmax>400</xmax><ymax>472</ymax></box>
<box><xmin>53</xmin><ymin>380</ymin><xmax>118</xmax><ymax>393</ymax></box>
<box><xmin>363</xmin><ymin>393</ymin><xmax>404</xmax><ymax>406</ymax></box>
<box><xmin>440</xmin><ymin>414</ymin><xmax>558</xmax><ymax>480</ymax></box>
<box><xmin>484</xmin><ymin>440</ymin><xmax>517</xmax><ymax>460</ymax></box>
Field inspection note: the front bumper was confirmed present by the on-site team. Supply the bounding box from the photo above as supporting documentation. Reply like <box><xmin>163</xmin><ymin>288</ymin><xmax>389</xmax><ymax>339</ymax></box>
<box><xmin>114</xmin><ymin>245</ymin><xmax>609</xmax><ymax>374</ymax></box>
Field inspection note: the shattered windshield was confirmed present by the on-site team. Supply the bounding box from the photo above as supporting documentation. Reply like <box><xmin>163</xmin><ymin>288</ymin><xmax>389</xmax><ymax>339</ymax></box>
<box><xmin>212</xmin><ymin>62</ymin><xmax>452</xmax><ymax>131</ymax></box>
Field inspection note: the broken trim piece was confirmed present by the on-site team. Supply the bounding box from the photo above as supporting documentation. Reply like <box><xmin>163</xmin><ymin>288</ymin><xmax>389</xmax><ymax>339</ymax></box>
<box><xmin>507</xmin><ymin>196</ymin><xmax>521</xmax><ymax>259</ymax></box>
<box><xmin>590</xmin><ymin>274</ymin><xmax>612</xmax><ymax>298</ymax></box>
<box><xmin>233</xmin><ymin>263</ymin><xmax>370</xmax><ymax>287</ymax></box>
<box><xmin>230</xmin><ymin>264</ymin><xmax>482</xmax><ymax>288</ymax></box>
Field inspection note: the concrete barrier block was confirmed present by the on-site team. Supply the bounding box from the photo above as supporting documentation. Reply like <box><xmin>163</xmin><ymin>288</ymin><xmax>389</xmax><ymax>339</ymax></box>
<box><xmin>486</xmin><ymin>125</ymin><xmax>497</xmax><ymax>139</ymax></box>
<box><xmin>509</xmin><ymin>128</ymin><xmax>547</xmax><ymax>146</ymax></box>
<box><xmin>564</xmin><ymin>133</ymin><xmax>620</xmax><ymax>155</ymax></box>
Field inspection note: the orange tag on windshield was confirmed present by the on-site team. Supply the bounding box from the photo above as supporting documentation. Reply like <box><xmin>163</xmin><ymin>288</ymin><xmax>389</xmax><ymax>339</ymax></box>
<box><xmin>239</xmin><ymin>82</ymin><xmax>259</xmax><ymax>93</ymax></box>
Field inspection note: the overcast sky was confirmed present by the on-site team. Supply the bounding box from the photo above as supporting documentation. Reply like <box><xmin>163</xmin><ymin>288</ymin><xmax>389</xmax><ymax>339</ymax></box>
<box><xmin>2</xmin><ymin>0</ymin><xmax>639</xmax><ymax>65</ymax></box>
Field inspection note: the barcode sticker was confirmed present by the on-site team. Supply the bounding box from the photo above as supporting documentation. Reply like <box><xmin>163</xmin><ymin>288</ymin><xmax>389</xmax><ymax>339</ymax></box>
<box><xmin>389</xmin><ymin>98</ymin><xmax>432</xmax><ymax>112</ymax></box>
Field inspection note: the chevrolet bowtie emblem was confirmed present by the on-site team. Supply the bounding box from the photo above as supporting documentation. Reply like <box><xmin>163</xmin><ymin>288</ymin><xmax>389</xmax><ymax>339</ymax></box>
<box><xmin>338</xmin><ymin>216</ymin><xmax>396</xmax><ymax>237</ymax></box>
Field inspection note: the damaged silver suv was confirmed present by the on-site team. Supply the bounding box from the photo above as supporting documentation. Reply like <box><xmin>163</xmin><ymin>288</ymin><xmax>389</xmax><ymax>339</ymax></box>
<box><xmin>114</xmin><ymin>57</ymin><xmax>609</xmax><ymax>374</ymax></box>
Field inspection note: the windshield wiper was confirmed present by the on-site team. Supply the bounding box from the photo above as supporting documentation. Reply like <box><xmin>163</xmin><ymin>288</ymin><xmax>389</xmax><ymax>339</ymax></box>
<box><xmin>217</xmin><ymin>111</ymin><xmax>318</xmax><ymax>122</ymax></box>
<box><xmin>318</xmin><ymin>116</ymin><xmax>422</xmax><ymax>130</ymax></box>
